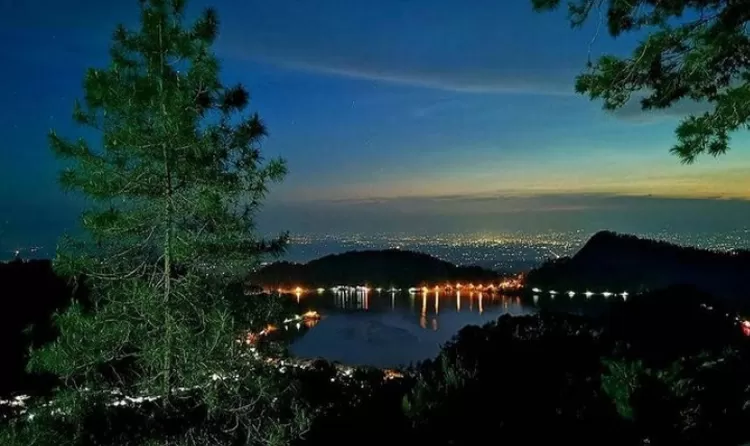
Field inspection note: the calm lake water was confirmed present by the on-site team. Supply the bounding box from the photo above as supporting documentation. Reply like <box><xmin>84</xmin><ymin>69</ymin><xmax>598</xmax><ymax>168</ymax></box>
<box><xmin>287</xmin><ymin>290</ymin><xmax>536</xmax><ymax>368</ymax></box>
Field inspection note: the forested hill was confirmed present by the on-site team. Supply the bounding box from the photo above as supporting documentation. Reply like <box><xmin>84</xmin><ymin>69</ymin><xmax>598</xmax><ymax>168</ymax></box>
<box><xmin>249</xmin><ymin>249</ymin><xmax>501</xmax><ymax>288</ymax></box>
<box><xmin>0</xmin><ymin>259</ymin><xmax>80</xmax><ymax>395</ymax></box>
<box><xmin>526</xmin><ymin>231</ymin><xmax>750</xmax><ymax>301</ymax></box>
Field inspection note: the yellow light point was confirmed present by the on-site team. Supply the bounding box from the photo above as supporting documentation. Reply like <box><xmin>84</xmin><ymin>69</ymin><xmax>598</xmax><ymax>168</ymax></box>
<box><xmin>422</xmin><ymin>286</ymin><xmax>428</xmax><ymax>293</ymax></box>
<box><xmin>295</xmin><ymin>287</ymin><xmax>302</xmax><ymax>293</ymax></box>
<box><xmin>456</xmin><ymin>291</ymin><xmax>461</xmax><ymax>311</ymax></box>
<box><xmin>469</xmin><ymin>283</ymin><xmax>475</xmax><ymax>289</ymax></box>
<box><xmin>384</xmin><ymin>370</ymin><xmax>403</xmax><ymax>380</ymax></box>
<box><xmin>260</xmin><ymin>324</ymin><xmax>277</xmax><ymax>336</ymax></box>
<box><xmin>456</xmin><ymin>283</ymin><xmax>462</xmax><ymax>289</ymax></box>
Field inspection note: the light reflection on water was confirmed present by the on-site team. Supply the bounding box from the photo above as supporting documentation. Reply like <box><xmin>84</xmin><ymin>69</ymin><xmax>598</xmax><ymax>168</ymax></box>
<box><xmin>288</xmin><ymin>290</ymin><xmax>533</xmax><ymax>368</ymax></box>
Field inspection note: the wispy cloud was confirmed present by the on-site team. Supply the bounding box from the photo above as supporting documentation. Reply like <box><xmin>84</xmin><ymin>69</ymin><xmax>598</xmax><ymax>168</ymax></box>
<box><xmin>410</xmin><ymin>99</ymin><xmax>465</xmax><ymax>118</ymax></box>
<box><xmin>224</xmin><ymin>51</ymin><xmax>579</xmax><ymax>95</ymax></box>
<box><xmin>3</xmin><ymin>0</ymin><xmax>587</xmax><ymax>96</ymax></box>
<box><xmin>212</xmin><ymin>0</ymin><xmax>591</xmax><ymax>95</ymax></box>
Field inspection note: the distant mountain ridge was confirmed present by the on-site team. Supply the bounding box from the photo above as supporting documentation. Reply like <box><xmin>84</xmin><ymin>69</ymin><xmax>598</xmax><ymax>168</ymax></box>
<box><xmin>526</xmin><ymin>230</ymin><xmax>750</xmax><ymax>301</ymax></box>
<box><xmin>249</xmin><ymin>249</ymin><xmax>502</xmax><ymax>288</ymax></box>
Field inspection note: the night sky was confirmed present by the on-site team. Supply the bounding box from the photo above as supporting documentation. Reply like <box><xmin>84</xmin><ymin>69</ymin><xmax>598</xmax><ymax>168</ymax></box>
<box><xmin>2</xmin><ymin>0</ymin><xmax>750</xmax><ymax>252</ymax></box>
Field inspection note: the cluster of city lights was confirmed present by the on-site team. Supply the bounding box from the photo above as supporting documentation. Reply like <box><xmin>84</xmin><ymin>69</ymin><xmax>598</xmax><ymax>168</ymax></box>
<box><xmin>243</xmin><ymin>311</ymin><xmax>321</xmax><ymax>345</ymax></box>
<box><xmin>405</xmin><ymin>279</ymin><xmax>524</xmax><ymax>294</ymax></box>
<box><xmin>274</xmin><ymin>277</ymin><xmax>525</xmax><ymax>297</ymax></box>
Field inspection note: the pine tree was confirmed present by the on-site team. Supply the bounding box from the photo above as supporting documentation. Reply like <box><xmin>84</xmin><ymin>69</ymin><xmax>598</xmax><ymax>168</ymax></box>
<box><xmin>2</xmin><ymin>0</ymin><xmax>308</xmax><ymax>444</ymax></box>
<box><xmin>532</xmin><ymin>0</ymin><xmax>750</xmax><ymax>164</ymax></box>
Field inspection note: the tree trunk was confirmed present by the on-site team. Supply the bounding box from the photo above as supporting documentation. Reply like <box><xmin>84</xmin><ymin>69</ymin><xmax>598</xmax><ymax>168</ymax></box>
<box><xmin>163</xmin><ymin>141</ymin><xmax>173</xmax><ymax>398</ymax></box>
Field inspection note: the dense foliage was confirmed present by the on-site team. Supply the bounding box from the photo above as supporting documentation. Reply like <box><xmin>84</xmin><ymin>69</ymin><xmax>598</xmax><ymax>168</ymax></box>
<box><xmin>1</xmin><ymin>1</ymin><xmax>303</xmax><ymax>444</ymax></box>
<box><xmin>399</xmin><ymin>291</ymin><xmax>750</xmax><ymax>445</ymax></box>
<box><xmin>532</xmin><ymin>0</ymin><xmax>750</xmax><ymax>162</ymax></box>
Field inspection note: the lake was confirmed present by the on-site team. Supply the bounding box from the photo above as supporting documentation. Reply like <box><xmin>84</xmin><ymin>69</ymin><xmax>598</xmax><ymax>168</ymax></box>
<box><xmin>286</xmin><ymin>289</ymin><xmax>536</xmax><ymax>368</ymax></box>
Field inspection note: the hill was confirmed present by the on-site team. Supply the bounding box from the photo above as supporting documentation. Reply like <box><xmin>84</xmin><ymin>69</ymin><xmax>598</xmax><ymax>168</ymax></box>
<box><xmin>249</xmin><ymin>249</ymin><xmax>501</xmax><ymax>288</ymax></box>
<box><xmin>0</xmin><ymin>258</ymin><xmax>83</xmax><ymax>396</ymax></box>
<box><xmin>526</xmin><ymin>231</ymin><xmax>750</xmax><ymax>302</ymax></box>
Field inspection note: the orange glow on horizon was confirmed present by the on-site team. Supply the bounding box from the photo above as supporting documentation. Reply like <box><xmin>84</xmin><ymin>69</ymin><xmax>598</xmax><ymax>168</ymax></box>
<box><xmin>302</xmin><ymin>164</ymin><xmax>750</xmax><ymax>203</ymax></box>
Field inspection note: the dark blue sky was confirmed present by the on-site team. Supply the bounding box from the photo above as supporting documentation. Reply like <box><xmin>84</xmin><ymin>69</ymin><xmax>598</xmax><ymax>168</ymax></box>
<box><xmin>1</xmin><ymin>0</ymin><xmax>749</xmax><ymax>251</ymax></box>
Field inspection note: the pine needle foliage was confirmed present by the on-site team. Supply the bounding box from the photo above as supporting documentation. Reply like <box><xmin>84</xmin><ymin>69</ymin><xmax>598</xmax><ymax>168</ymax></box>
<box><xmin>532</xmin><ymin>0</ymin><xmax>750</xmax><ymax>163</ymax></box>
<box><xmin>3</xmin><ymin>0</ymin><xmax>308</xmax><ymax>444</ymax></box>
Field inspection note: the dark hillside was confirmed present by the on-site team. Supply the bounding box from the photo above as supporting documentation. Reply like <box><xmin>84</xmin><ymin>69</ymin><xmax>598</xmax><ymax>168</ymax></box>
<box><xmin>0</xmin><ymin>259</ymin><xmax>81</xmax><ymax>396</ymax></box>
<box><xmin>527</xmin><ymin>231</ymin><xmax>750</xmax><ymax>302</ymax></box>
<box><xmin>250</xmin><ymin>249</ymin><xmax>501</xmax><ymax>288</ymax></box>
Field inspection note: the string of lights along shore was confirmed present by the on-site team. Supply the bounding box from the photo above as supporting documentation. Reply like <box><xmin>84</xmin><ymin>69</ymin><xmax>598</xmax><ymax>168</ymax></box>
<box><xmin>274</xmin><ymin>279</ymin><xmax>629</xmax><ymax>300</ymax></box>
